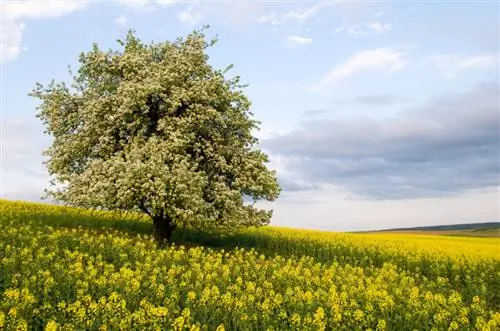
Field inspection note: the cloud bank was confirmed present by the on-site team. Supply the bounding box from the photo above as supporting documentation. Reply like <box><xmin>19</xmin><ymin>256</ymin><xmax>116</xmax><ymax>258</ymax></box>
<box><xmin>262</xmin><ymin>82</ymin><xmax>500</xmax><ymax>200</ymax></box>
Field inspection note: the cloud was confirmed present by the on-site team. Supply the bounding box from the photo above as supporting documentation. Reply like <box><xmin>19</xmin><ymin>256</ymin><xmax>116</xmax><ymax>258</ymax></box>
<box><xmin>310</xmin><ymin>48</ymin><xmax>408</xmax><ymax>90</ymax></box>
<box><xmin>155</xmin><ymin>0</ymin><xmax>179</xmax><ymax>6</ymax></box>
<box><xmin>329</xmin><ymin>95</ymin><xmax>409</xmax><ymax>107</ymax></box>
<box><xmin>281</xmin><ymin>3</ymin><xmax>324</xmax><ymax>22</ymax></box>
<box><xmin>335</xmin><ymin>21</ymin><xmax>392</xmax><ymax>36</ymax></box>
<box><xmin>258</xmin><ymin>3</ymin><xmax>326</xmax><ymax>25</ymax></box>
<box><xmin>430</xmin><ymin>54</ymin><xmax>498</xmax><ymax>78</ymax></box>
<box><xmin>277</xmin><ymin>178</ymin><xmax>318</xmax><ymax>194</ymax></box>
<box><xmin>5</xmin><ymin>1</ymin><xmax>88</xmax><ymax>20</ymax></box>
<box><xmin>335</xmin><ymin>11</ymin><xmax>394</xmax><ymax>36</ymax></box>
<box><xmin>120</xmin><ymin>0</ymin><xmax>153</xmax><ymax>10</ymax></box>
<box><xmin>1</xmin><ymin>117</ymin><xmax>51</xmax><ymax>200</ymax></box>
<box><xmin>262</xmin><ymin>82</ymin><xmax>500</xmax><ymax>200</ymax></box>
<box><xmin>257</xmin><ymin>12</ymin><xmax>279</xmax><ymax>25</ymax></box>
<box><xmin>301</xmin><ymin>109</ymin><xmax>327</xmax><ymax>117</ymax></box>
<box><xmin>177</xmin><ymin>7</ymin><xmax>203</xmax><ymax>25</ymax></box>
<box><xmin>1</xmin><ymin>19</ymin><xmax>26</xmax><ymax>62</ymax></box>
<box><xmin>118</xmin><ymin>0</ymin><xmax>178</xmax><ymax>15</ymax></box>
<box><xmin>264</xmin><ymin>154</ymin><xmax>319</xmax><ymax>199</ymax></box>
<box><xmin>365</xmin><ymin>21</ymin><xmax>392</xmax><ymax>34</ymax></box>
<box><xmin>352</xmin><ymin>95</ymin><xmax>405</xmax><ymax>106</ymax></box>
<box><xmin>115</xmin><ymin>14</ymin><xmax>128</xmax><ymax>28</ymax></box>
<box><xmin>285</xmin><ymin>35</ymin><xmax>313</xmax><ymax>48</ymax></box>
<box><xmin>120</xmin><ymin>0</ymin><xmax>177</xmax><ymax>7</ymax></box>
<box><xmin>1</xmin><ymin>0</ymin><xmax>89</xmax><ymax>63</ymax></box>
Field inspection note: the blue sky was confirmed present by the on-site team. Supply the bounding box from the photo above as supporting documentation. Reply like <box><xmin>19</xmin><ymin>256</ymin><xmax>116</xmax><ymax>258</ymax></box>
<box><xmin>1</xmin><ymin>0</ymin><xmax>499</xmax><ymax>230</ymax></box>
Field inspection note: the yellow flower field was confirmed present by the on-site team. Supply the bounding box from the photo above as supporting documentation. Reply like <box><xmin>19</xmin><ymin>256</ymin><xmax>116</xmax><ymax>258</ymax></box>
<box><xmin>1</xmin><ymin>200</ymin><xmax>499</xmax><ymax>330</ymax></box>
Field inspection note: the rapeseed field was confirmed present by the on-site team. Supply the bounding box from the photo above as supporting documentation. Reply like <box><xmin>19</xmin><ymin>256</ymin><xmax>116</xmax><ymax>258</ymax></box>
<box><xmin>1</xmin><ymin>200</ymin><xmax>499</xmax><ymax>330</ymax></box>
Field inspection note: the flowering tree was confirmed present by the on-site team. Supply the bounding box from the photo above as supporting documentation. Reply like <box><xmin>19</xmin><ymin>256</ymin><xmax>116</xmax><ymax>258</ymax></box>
<box><xmin>31</xmin><ymin>28</ymin><xmax>280</xmax><ymax>242</ymax></box>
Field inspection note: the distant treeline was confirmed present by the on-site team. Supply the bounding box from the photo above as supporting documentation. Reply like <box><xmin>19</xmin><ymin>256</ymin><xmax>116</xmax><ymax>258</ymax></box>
<box><xmin>374</xmin><ymin>222</ymin><xmax>500</xmax><ymax>232</ymax></box>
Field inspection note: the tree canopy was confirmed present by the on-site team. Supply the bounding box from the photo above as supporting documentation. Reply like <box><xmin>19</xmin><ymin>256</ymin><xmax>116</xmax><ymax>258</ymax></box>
<box><xmin>31</xmin><ymin>28</ymin><xmax>280</xmax><ymax>242</ymax></box>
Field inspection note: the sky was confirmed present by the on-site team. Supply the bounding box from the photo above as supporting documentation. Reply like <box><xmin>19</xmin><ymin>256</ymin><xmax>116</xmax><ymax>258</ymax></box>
<box><xmin>1</xmin><ymin>0</ymin><xmax>499</xmax><ymax>231</ymax></box>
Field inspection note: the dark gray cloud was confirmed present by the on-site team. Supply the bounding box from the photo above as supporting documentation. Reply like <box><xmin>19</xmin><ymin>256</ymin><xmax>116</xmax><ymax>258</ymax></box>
<box><xmin>262</xmin><ymin>82</ymin><xmax>500</xmax><ymax>199</ymax></box>
<box><xmin>277</xmin><ymin>177</ymin><xmax>317</xmax><ymax>193</ymax></box>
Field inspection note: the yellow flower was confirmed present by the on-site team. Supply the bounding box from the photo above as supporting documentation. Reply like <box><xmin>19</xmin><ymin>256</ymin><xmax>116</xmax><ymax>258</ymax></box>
<box><xmin>44</xmin><ymin>320</ymin><xmax>58</xmax><ymax>331</ymax></box>
<box><xmin>448</xmin><ymin>321</ymin><xmax>459</xmax><ymax>330</ymax></box>
<box><xmin>187</xmin><ymin>291</ymin><xmax>196</xmax><ymax>301</ymax></box>
<box><xmin>290</xmin><ymin>313</ymin><xmax>301</xmax><ymax>327</ymax></box>
<box><xmin>8</xmin><ymin>308</ymin><xmax>17</xmax><ymax>318</ymax></box>
<box><xmin>376</xmin><ymin>319</ymin><xmax>387</xmax><ymax>331</ymax></box>
<box><xmin>353</xmin><ymin>309</ymin><xmax>364</xmax><ymax>322</ymax></box>
<box><xmin>4</xmin><ymin>289</ymin><xmax>20</xmax><ymax>300</ymax></box>
<box><xmin>172</xmin><ymin>316</ymin><xmax>185</xmax><ymax>331</ymax></box>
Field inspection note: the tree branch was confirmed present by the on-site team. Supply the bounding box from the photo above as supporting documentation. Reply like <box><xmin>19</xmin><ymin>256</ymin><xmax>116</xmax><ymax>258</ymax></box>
<box><xmin>139</xmin><ymin>199</ymin><xmax>152</xmax><ymax>218</ymax></box>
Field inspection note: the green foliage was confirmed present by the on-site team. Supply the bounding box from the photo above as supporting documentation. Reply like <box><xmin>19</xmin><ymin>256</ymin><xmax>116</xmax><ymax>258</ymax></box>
<box><xmin>30</xmin><ymin>28</ymin><xmax>280</xmax><ymax>236</ymax></box>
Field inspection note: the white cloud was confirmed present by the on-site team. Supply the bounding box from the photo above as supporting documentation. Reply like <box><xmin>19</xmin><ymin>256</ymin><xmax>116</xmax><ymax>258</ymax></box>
<box><xmin>430</xmin><ymin>54</ymin><xmax>498</xmax><ymax>77</ymax></box>
<box><xmin>336</xmin><ymin>20</ymin><xmax>392</xmax><ymax>36</ymax></box>
<box><xmin>155</xmin><ymin>0</ymin><xmax>179</xmax><ymax>6</ymax></box>
<box><xmin>1</xmin><ymin>0</ymin><xmax>89</xmax><ymax>63</ymax></box>
<box><xmin>258</xmin><ymin>12</ymin><xmax>279</xmax><ymax>25</ymax></box>
<box><xmin>335</xmin><ymin>11</ymin><xmax>394</xmax><ymax>37</ymax></box>
<box><xmin>311</xmin><ymin>48</ymin><xmax>408</xmax><ymax>90</ymax></box>
<box><xmin>5</xmin><ymin>1</ymin><xmax>88</xmax><ymax>20</ymax></box>
<box><xmin>119</xmin><ymin>0</ymin><xmax>178</xmax><ymax>14</ymax></box>
<box><xmin>115</xmin><ymin>14</ymin><xmax>128</xmax><ymax>28</ymax></box>
<box><xmin>366</xmin><ymin>21</ymin><xmax>392</xmax><ymax>34</ymax></box>
<box><xmin>177</xmin><ymin>7</ymin><xmax>203</xmax><ymax>25</ymax></box>
<box><xmin>121</xmin><ymin>0</ymin><xmax>178</xmax><ymax>8</ymax></box>
<box><xmin>282</xmin><ymin>4</ymin><xmax>324</xmax><ymax>22</ymax></box>
<box><xmin>120</xmin><ymin>0</ymin><xmax>151</xmax><ymax>9</ymax></box>
<box><xmin>285</xmin><ymin>35</ymin><xmax>313</xmax><ymax>48</ymax></box>
<box><xmin>258</xmin><ymin>3</ymin><xmax>326</xmax><ymax>25</ymax></box>
<box><xmin>1</xmin><ymin>20</ymin><xmax>26</xmax><ymax>62</ymax></box>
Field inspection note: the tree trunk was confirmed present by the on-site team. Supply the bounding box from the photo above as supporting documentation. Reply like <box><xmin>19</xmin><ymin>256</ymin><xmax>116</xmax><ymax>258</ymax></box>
<box><xmin>152</xmin><ymin>215</ymin><xmax>177</xmax><ymax>244</ymax></box>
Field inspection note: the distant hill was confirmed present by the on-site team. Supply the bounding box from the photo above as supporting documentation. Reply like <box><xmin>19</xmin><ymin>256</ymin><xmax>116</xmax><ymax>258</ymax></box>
<box><xmin>372</xmin><ymin>222</ymin><xmax>500</xmax><ymax>232</ymax></box>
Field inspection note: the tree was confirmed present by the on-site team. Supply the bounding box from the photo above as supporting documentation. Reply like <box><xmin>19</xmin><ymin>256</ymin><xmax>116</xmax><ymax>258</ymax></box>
<box><xmin>31</xmin><ymin>28</ymin><xmax>280</xmax><ymax>243</ymax></box>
